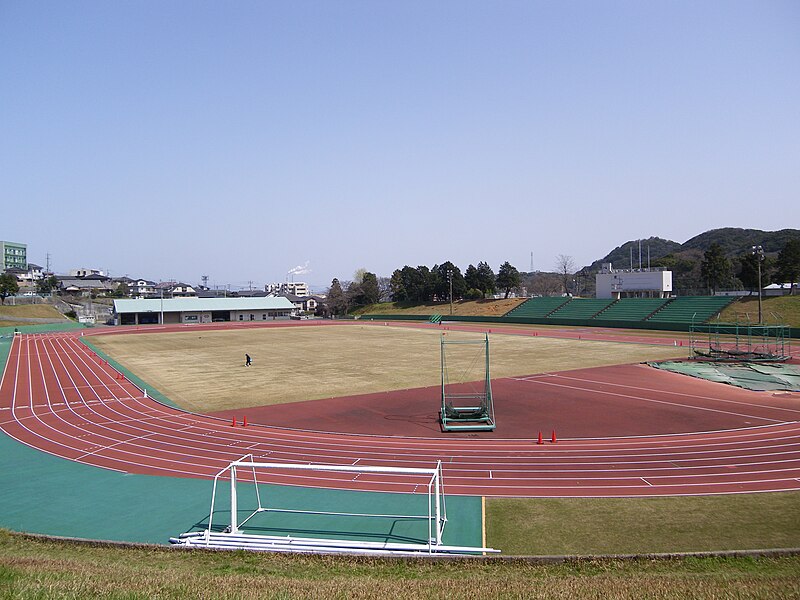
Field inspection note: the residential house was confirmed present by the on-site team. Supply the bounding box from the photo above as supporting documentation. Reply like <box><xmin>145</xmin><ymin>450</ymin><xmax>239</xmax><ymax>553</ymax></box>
<box><xmin>281</xmin><ymin>293</ymin><xmax>323</xmax><ymax>314</ymax></box>
<box><xmin>129</xmin><ymin>279</ymin><xmax>158</xmax><ymax>298</ymax></box>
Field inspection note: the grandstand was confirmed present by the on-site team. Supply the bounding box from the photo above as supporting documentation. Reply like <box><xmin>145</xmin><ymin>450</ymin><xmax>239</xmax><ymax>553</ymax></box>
<box><xmin>645</xmin><ymin>296</ymin><xmax>735</xmax><ymax>325</ymax></box>
<box><xmin>548</xmin><ymin>299</ymin><xmax>615</xmax><ymax>320</ymax></box>
<box><xmin>596</xmin><ymin>298</ymin><xmax>670</xmax><ymax>322</ymax></box>
<box><xmin>505</xmin><ymin>297</ymin><xmax>569</xmax><ymax>318</ymax></box>
<box><xmin>501</xmin><ymin>295</ymin><xmax>738</xmax><ymax>329</ymax></box>
<box><xmin>364</xmin><ymin>296</ymin><xmax>760</xmax><ymax>335</ymax></box>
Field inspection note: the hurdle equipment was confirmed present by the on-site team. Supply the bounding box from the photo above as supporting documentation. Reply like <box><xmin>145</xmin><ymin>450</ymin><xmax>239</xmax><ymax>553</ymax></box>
<box><xmin>170</xmin><ymin>456</ymin><xmax>499</xmax><ymax>556</ymax></box>
<box><xmin>440</xmin><ymin>333</ymin><xmax>496</xmax><ymax>432</ymax></box>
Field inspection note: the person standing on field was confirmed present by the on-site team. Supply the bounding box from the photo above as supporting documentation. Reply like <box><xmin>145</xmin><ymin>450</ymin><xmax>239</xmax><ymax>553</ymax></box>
<box><xmin>245</xmin><ymin>353</ymin><xmax>252</xmax><ymax>367</ymax></box>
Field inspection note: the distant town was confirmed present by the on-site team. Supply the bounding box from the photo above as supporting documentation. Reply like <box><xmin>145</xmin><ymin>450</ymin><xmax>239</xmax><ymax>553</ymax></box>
<box><xmin>0</xmin><ymin>240</ymin><xmax>325</xmax><ymax>324</ymax></box>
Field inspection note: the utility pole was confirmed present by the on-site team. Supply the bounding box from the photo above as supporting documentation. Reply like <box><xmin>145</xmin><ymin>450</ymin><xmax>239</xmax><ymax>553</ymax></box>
<box><xmin>752</xmin><ymin>246</ymin><xmax>764</xmax><ymax>324</ymax></box>
<box><xmin>448</xmin><ymin>269</ymin><xmax>453</xmax><ymax>315</ymax></box>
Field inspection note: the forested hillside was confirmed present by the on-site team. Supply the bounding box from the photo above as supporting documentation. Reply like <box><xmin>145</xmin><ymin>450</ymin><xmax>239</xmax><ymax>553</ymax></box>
<box><xmin>584</xmin><ymin>228</ymin><xmax>800</xmax><ymax>295</ymax></box>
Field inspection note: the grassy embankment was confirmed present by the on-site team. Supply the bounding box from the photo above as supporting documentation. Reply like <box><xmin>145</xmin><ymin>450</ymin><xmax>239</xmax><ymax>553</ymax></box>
<box><xmin>354</xmin><ymin>298</ymin><xmax>526</xmax><ymax>317</ymax></box>
<box><xmin>1</xmin><ymin>529</ymin><xmax>798</xmax><ymax>599</ymax></box>
<box><xmin>0</xmin><ymin>304</ymin><xmax>68</xmax><ymax>328</ymax></box>
<box><xmin>719</xmin><ymin>295</ymin><xmax>800</xmax><ymax>329</ymax></box>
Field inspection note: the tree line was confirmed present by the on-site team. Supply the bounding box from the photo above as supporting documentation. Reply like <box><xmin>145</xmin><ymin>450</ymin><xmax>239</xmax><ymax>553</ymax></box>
<box><xmin>696</xmin><ymin>238</ymin><xmax>800</xmax><ymax>295</ymax></box>
<box><xmin>325</xmin><ymin>261</ymin><xmax>523</xmax><ymax>315</ymax></box>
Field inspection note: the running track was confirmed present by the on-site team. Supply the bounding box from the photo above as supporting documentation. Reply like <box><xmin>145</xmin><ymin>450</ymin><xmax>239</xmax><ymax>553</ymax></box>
<box><xmin>1</xmin><ymin>326</ymin><xmax>799</xmax><ymax>498</ymax></box>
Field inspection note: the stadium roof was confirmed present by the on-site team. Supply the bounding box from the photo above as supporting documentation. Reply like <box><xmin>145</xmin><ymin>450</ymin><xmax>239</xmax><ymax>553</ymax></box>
<box><xmin>113</xmin><ymin>297</ymin><xmax>295</xmax><ymax>314</ymax></box>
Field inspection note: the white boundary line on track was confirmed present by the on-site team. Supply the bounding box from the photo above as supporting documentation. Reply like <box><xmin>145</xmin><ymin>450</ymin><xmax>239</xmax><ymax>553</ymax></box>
<box><xmin>546</xmin><ymin>371</ymin><xmax>800</xmax><ymax>416</ymax></box>
<box><xmin>511</xmin><ymin>375</ymin><xmax>787</xmax><ymax>423</ymax></box>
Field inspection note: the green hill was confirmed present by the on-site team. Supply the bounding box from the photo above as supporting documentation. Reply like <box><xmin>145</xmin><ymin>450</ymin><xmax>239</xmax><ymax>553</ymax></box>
<box><xmin>590</xmin><ymin>228</ymin><xmax>799</xmax><ymax>273</ymax></box>
<box><xmin>589</xmin><ymin>237</ymin><xmax>682</xmax><ymax>271</ymax></box>
<box><xmin>682</xmin><ymin>227</ymin><xmax>799</xmax><ymax>256</ymax></box>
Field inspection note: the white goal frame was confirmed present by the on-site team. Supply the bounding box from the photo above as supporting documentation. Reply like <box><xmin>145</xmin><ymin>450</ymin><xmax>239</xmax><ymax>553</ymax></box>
<box><xmin>209</xmin><ymin>456</ymin><xmax>446</xmax><ymax>545</ymax></box>
<box><xmin>172</xmin><ymin>455</ymin><xmax>499</xmax><ymax>555</ymax></box>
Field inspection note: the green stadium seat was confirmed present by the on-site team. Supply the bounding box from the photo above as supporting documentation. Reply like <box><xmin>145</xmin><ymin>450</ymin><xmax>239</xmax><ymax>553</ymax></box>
<box><xmin>505</xmin><ymin>297</ymin><xmax>570</xmax><ymax>318</ymax></box>
<box><xmin>595</xmin><ymin>298</ymin><xmax>669</xmax><ymax>321</ymax></box>
<box><xmin>547</xmin><ymin>299</ymin><xmax>615</xmax><ymax>320</ymax></box>
<box><xmin>646</xmin><ymin>296</ymin><xmax>736</xmax><ymax>324</ymax></box>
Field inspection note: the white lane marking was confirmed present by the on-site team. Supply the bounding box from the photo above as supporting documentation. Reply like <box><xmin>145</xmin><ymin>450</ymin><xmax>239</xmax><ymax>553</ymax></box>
<box><xmin>551</xmin><ymin>372</ymin><xmax>800</xmax><ymax>416</ymax></box>
<box><xmin>515</xmin><ymin>377</ymin><xmax>785</xmax><ymax>423</ymax></box>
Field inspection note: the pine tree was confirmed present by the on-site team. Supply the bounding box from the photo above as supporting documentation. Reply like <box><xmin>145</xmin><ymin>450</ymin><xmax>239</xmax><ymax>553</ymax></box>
<box><xmin>776</xmin><ymin>238</ymin><xmax>800</xmax><ymax>295</ymax></box>
<box><xmin>700</xmin><ymin>243</ymin><xmax>733</xmax><ymax>295</ymax></box>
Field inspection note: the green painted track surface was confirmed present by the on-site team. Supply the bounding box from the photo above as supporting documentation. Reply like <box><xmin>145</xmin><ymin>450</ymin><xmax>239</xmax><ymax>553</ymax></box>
<box><xmin>0</xmin><ymin>334</ymin><xmax>482</xmax><ymax>548</ymax></box>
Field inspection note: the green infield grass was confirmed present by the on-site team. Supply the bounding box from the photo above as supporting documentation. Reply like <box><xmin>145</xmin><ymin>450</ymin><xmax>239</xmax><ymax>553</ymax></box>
<box><xmin>487</xmin><ymin>492</ymin><xmax>800</xmax><ymax>556</ymax></box>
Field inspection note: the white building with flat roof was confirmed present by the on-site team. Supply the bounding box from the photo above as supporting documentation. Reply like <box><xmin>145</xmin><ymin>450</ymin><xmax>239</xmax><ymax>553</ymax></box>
<box><xmin>596</xmin><ymin>263</ymin><xmax>672</xmax><ymax>299</ymax></box>
<box><xmin>113</xmin><ymin>296</ymin><xmax>296</xmax><ymax>325</ymax></box>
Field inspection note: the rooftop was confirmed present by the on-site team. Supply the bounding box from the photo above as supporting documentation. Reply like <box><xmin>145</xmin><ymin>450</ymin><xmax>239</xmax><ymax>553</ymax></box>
<box><xmin>113</xmin><ymin>296</ymin><xmax>296</xmax><ymax>314</ymax></box>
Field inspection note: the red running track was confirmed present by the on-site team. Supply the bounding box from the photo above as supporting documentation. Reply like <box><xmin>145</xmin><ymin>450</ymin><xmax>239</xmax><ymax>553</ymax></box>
<box><xmin>1</xmin><ymin>328</ymin><xmax>800</xmax><ymax>498</ymax></box>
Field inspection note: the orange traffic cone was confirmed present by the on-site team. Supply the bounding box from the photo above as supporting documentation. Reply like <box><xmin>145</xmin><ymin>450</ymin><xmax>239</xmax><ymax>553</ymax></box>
<box><xmin>551</xmin><ymin>430</ymin><xmax>557</xmax><ymax>443</ymax></box>
<box><xmin>231</xmin><ymin>416</ymin><xmax>236</xmax><ymax>427</ymax></box>
<box><xmin>242</xmin><ymin>416</ymin><xmax>248</xmax><ymax>427</ymax></box>
<box><xmin>537</xmin><ymin>431</ymin><xmax>543</xmax><ymax>445</ymax></box>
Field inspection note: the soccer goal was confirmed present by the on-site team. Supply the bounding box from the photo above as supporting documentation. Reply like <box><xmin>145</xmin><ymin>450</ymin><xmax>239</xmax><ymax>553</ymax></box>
<box><xmin>440</xmin><ymin>332</ymin><xmax>496</xmax><ymax>432</ymax></box>
<box><xmin>170</xmin><ymin>455</ymin><xmax>499</xmax><ymax>556</ymax></box>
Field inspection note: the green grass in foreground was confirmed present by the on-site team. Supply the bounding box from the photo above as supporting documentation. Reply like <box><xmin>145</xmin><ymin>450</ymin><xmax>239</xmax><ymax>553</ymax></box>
<box><xmin>1</xmin><ymin>530</ymin><xmax>798</xmax><ymax>600</ymax></box>
<box><xmin>488</xmin><ymin>493</ymin><xmax>800</xmax><ymax>556</ymax></box>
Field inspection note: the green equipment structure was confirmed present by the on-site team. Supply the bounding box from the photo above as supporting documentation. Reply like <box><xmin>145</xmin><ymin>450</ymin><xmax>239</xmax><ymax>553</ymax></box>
<box><xmin>440</xmin><ymin>333</ymin><xmax>496</xmax><ymax>432</ymax></box>
<box><xmin>690</xmin><ymin>314</ymin><xmax>791</xmax><ymax>363</ymax></box>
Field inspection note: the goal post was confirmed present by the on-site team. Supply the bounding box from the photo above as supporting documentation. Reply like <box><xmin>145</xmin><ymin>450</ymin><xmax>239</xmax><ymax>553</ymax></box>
<box><xmin>206</xmin><ymin>456</ymin><xmax>447</xmax><ymax>548</ymax></box>
<box><xmin>171</xmin><ymin>460</ymin><xmax>500</xmax><ymax>555</ymax></box>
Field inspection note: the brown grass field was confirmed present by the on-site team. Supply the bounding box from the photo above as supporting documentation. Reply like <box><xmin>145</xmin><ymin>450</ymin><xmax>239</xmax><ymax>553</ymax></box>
<box><xmin>91</xmin><ymin>323</ymin><xmax>684</xmax><ymax>413</ymax></box>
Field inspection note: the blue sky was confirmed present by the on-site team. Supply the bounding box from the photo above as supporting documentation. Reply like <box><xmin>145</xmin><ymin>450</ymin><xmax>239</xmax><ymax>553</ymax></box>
<box><xmin>2</xmin><ymin>1</ymin><xmax>798</xmax><ymax>291</ymax></box>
